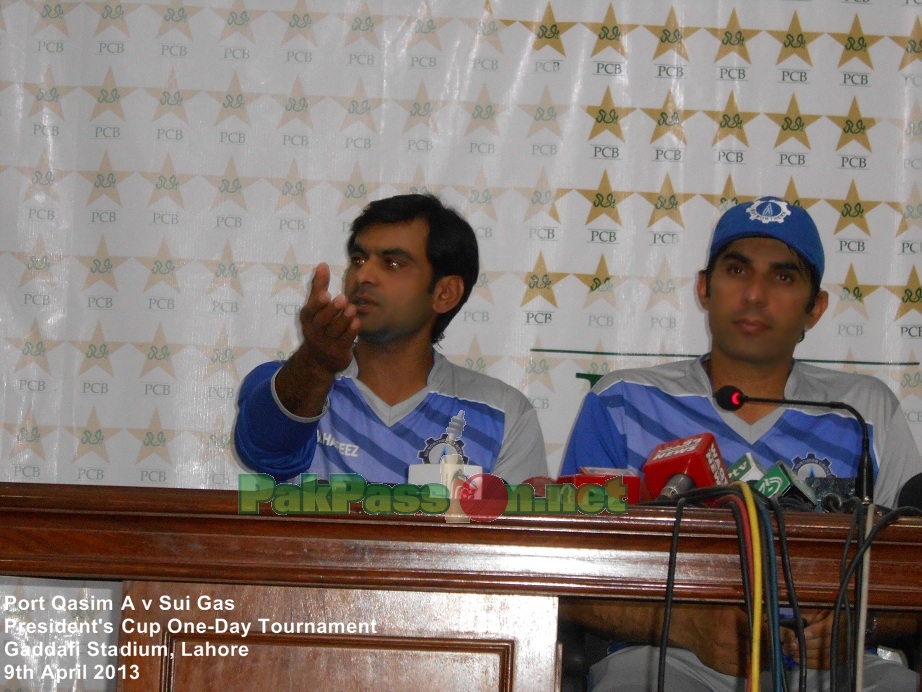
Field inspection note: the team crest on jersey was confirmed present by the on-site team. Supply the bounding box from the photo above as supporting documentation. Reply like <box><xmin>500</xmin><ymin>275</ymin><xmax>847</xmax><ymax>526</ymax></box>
<box><xmin>418</xmin><ymin>410</ymin><xmax>470</xmax><ymax>464</ymax></box>
<box><xmin>748</xmin><ymin>198</ymin><xmax>791</xmax><ymax>224</ymax></box>
<box><xmin>791</xmin><ymin>453</ymin><xmax>834</xmax><ymax>480</ymax></box>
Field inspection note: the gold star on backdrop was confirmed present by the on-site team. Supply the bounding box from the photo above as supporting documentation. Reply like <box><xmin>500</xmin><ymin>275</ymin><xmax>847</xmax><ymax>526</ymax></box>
<box><xmin>521</xmin><ymin>252</ymin><xmax>569</xmax><ymax>308</ymax></box>
<box><xmin>455</xmin><ymin>337</ymin><xmax>503</xmax><ymax>378</ymax></box>
<box><xmin>27</xmin><ymin>66</ymin><xmax>72</xmax><ymax>119</ymax></box>
<box><xmin>896</xmin><ymin>17</ymin><xmax>922</xmax><ymax>70</ymax></box>
<box><xmin>129</xmin><ymin>411</ymin><xmax>175</xmax><ymax>465</ymax></box>
<box><xmin>768</xmin><ymin>94</ymin><xmax>820</xmax><ymax>149</ymax></box>
<box><xmin>193</xmin><ymin>414</ymin><xmax>235</xmax><ymax>463</ymax></box>
<box><xmin>888</xmin><ymin>267</ymin><xmax>922</xmax><ymax>319</ymax></box>
<box><xmin>335</xmin><ymin>79</ymin><xmax>384</xmax><ymax>133</ymax></box>
<box><xmin>268</xmin><ymin>247</ymin><xmax>310</xmax><ymax>297</ymax></box>
<box><xmin>465</xmin><ymin>83</ymin><xmax>504</xmax><ymax>136</ymax></box>
<box><xmin>89</xmin><ymin>1</ymin><xmax>139</xmax><ymax>37</ymax></box>
<box><xmin>781</xmin><ymin>178</ymin><xmax>823</xmax><ymax>213</ymax></box>
<box><xmin>642</xmin><ymin>89</ymin><xmax>690</xmax><ymax>145</ymax></box>
<box><xmin>470</xmin><ymin>270</ymin><xmax>502</xmax><ymax>306</ymax></box>
<box><xmin>78</xmin><ymin>238</ymin><xmax>127</xmax><ymax>291</ymax></box>
<box><xmin>31</xmin><ymin>0</ymin><xmax>76</xmax><ymax>36</ymax></box>
<box><xmin>586</xmin><ymin>4</ymin><xmax>637</xmax><ymax>58</ymax></box>
<box><xmin>11</xmin><ymin>319</ymin><xmax>63</xmax><ymax>374</ymax></box>
<box><xmin>203</xmin><ymin>242</ymin><xmax>251</xmax><ymax>296</ymax></box>
<box><xmin>217</xmin><ymin>0</ymin><xmax>263</xmax><ymax>42</ymax></box>
<box><xmin>331</xmin><ymin>163</ymin><xmax>380</xmax><ymax>216</ymax></box>
<box><xmin>768</xmin><ymin>11</ymin><xmax>821</xmax><ymax>66</ymax></box>
<box><xmin>211</xmin><ymin>72</ymin><xmax>253</xmax><ymax>127</ymax></box>
<box><xmin>261</xmin><ymin>330</ymin><xmax>298</xmax><ymax>363</ymax></box>
<box><xmin>705</xmin><ymin>91</ymin><xmax>759</xmax><ymax>146</ymax></box>
<box><xmin>70</xmin><ymin>408</ymin><xmax>119</xmax><ymax>464</ymax></box>
<box><xmin>828</xmin><ymin>97</ymin><xmax>875</xmax><ymax>152</ymax></box>
<box><xmin>892</xmin><ymin>184</ymin><xmax>922</xmax><ymax>236</ymax></box>
<box><xmin>463</xmin><ymin>0</ymin><xmax>505</xmax><ymax>54</ymax></box>
<box><xmin>269</xmin><ymin>160</ymin><xmax>313</xmax><ymax>213</ymax></box>
<box><xmin>642</xmin><ymin>259</ymin><xmax>691</xmax><ymax>310</ymax></box>
<box><xmin>5</xmin><ymin>412</ymin><xmax>54</xmax><ymax>463</ymax></box>
<box><xmin>586</xmin><ymin>86</ymin><xmax>633</xmax><ymax>141</ymax></box>
<box><xmin>202</xmin><ymin>326</ymin><xmax>246</xmax><ymax>379</ymax></box>
<box><xmin>153</xmin><ymin>0</ymin><xmax>200</xmax><ymax>40</ymax></box>
<box><xmin>406</xmin><ymin>165</ymin><xmax>446</xmax><ymax>198</ymax></box>
<box><xmin>830</xmin><ymin>264</ymin><xmax>880</xmax><ymax>319</ymax></box>
<box><xmin>148</xmin><ymin>69</ymin><xmax>193</xmax><ymax>123</ymax></box>
<box><xmin>891</xmin><ymin>353</ymin><xmax>922</xmax><ymax>400</ymax></box>
<box><xmin>647</xmin><ymin>7</ymin><xmax>699</xmax><ymax>62</ymax></box>
<box><xmin>140</xmin><ymin>239</ymin><xmax>186</xmax><ymax>293</ymax></box>
<box><xmin>511</xmin><ymin>338</ymin><xmax>565</xmax><ymax>391</ymax></box>
<box><xmin>577</xmin><ymin>170</ymin><xmax>630</xmax><ymax>225</ymax></box>
<box><xmin>14</xmin><ymin>235</ymin><xmax>60</xmax><ymax>289</ymax></box>
<box><xmin>204</xmin><ymin>157</ymin><xmax>257</xmax><ymax>211</ymax></box>
<box><xmin>708</xmin><ymin>9</ymin><xmax>758</xmax><ymax>63</ymax></box>
<box><xmin>86</xmin><ymin>67</ymin><xmax>134</xmax><ymax>120</ymax></box>
<box><xmin>519</xmin><ymin>3</ymin><xmax>576</xmax><ymax>56</ymax></box>
<box><xmin>137</xmin><ymin>325</ymin><xmax>180</xmax><ymax>378</ymax></box>
<box><xmin>403</xmin><ymin>0</ymin><xmax>444</xmax><ymax>51</ymax></box>
<box><xmin>523</xmin><ymin>85</ymin><xmax>567</xmax><ymax>138</ymax></box>
<box><xmin>574</xmin><ymin>255</ymin><xmax>627</xmax><ymax>308</ymax></box>
<box><xmin>640</xmin><ymin>174</ymin><xmax>696</xmax><ymax>229</ymax></box>
<box><xmin>396</xmin><ymin>81</ymin><xmax>444</xmax><ymax>134</ymax></box>
<box><xmin>142</xmin><ymin>153</ymin><xmax>192</xmax><ymax>207</ymax></box>
<box><xmin>74</xmin><ymin>322</ymin><xmax>126</xmax><ymax>377</ymax></box>
<box><xmin>830</xmin><ymin>181</ymin><xmax>879</xmax><ymax>236</ymax></box>
<box><xmin>341</xmin><ymin>1</ymin><xmax>384</xmax><ymax>49</ymax></box>
<box><xmin>457</xmin><ymin>169</ymin><xmax>500</xmax><ymax>222</ymax></box>
<box><xmin>698</xmin><ymin>176</ymin><xmax>759</xmax><ymax>213</ymax></box>
<box><xmin>830</xmin><ymin>14</ymin><xmax>884</xmax><ymax>69</ymax></box>
<box><xmin>276</xmin><ymin>76</ymin><xmax>318</xmax><ymax>129</ymax></box>
<box><xmin>517</xmin><ymin>169</ymin><xmax>562</xmax><ymax>224</ymax></box>
<box><xmin>81</xmin><ymin>152</ymin><xmax>130</xmax><ymax>206</ymax></box>
<box><xmin>18</xmin><ymin>150</ymin><xmax>67</xmax><ymax>204</ymax></box>
<box><xmin>276</xmin><ymin>0</ymin><xmax>325</xmax><ymax>46</ymax></box>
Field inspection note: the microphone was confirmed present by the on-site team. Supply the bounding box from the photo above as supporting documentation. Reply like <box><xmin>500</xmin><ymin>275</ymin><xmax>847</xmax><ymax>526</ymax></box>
<box><xmin>642</xmin><ymin>433</ymin><xmax>730</xmax><ymax>501</ymax></box>
<box><xmin>714</xmin><ymin>385</ymin><xmax>874</xmax><ymax>504</ymax></box>
<box><xmin>897</xmin><ymin>472</ymin><xmax>922</xmax><ymax>511</ymax></box>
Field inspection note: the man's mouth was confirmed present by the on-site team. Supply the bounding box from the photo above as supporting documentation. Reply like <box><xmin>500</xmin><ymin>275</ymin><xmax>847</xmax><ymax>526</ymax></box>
<box><xmin>734</xmin><ymin>317</ymin><xmax>770</xmax><ymax>334</ymax></box>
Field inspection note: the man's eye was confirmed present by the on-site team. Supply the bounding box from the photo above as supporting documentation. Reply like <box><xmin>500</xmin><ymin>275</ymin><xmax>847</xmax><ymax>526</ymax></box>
<box><xmin>350</xmin><ymin>256</ymin><xmax>365</xmax><ymax>267</ymax></box>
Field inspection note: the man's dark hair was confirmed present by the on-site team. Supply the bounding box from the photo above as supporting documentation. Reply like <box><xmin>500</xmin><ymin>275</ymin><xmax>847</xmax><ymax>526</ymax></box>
<box><xmin>347</xmin><ymin>194</ymin><xmax>479</xmax><ymax>343</ymax></box>
<box><xmin>702</xmin><ymin>240</ymin><xmax>822</xmax><ymax>313</ymax></box>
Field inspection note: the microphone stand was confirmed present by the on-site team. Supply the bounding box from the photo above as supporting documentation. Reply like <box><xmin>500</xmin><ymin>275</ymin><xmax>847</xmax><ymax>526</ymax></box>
<box><xmin>713</xmin><ymin>386</ymin><xmax>875</xmax><ymax>689</ymax></box>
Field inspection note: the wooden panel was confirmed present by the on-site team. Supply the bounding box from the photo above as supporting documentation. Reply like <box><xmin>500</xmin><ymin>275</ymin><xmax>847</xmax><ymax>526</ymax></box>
<box><xmin>117</xmin><ymin>581</ymin><xmax>559</xmax><ymax>692</ymax></box>
<box><xmin>1</xmin><ymin>483</ymin><xmax>921</xmax><ymax>608</ymax></box>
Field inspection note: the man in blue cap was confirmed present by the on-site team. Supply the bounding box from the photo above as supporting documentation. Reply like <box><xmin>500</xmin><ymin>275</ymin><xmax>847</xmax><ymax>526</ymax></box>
<box><xmin>560</xmin><ymin>197</ymin><xmax>921</xmax><ymax>690</ymax></box>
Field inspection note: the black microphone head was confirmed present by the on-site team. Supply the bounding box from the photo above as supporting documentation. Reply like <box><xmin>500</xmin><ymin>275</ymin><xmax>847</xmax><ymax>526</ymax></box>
<box><xmin>715</xmin><ymin>386</ymin><xmax>746</xmax><ymax>411</ymax></box>
<box><xmin>897</xmin><ymin>473</ymin><xmax>922</xmax><ymax>511</ymax></box>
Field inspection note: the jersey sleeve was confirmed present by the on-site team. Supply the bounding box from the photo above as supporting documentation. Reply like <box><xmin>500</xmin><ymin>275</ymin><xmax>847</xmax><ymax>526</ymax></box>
<box><xmin>873</xmin><ymin>388</ymin><xmax>922</xmax><ymax>508</ymax></box>
<box><xmin>560</xmin><ymin>389</ymin><xmax>627</xmax><ymax>476</ymax></box>
<box><xmin>491</xmin><ymin>403</ymin><xmax>548</xmax><ymax>484</ymax></box>
<box><xmin>233</xmin><ymin>361</ymin><xmax>320</xmax><ymax>482</ymax></box>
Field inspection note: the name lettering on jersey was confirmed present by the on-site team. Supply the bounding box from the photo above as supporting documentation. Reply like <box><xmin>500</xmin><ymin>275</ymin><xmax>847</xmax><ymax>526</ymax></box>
<box><xmin>317</xmin><ymin>432</ymin><xmax>359</xmax><ymax>457</ymax></box>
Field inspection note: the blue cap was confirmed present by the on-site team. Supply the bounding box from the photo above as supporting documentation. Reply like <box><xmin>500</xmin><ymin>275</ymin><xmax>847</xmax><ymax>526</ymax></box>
<box><xmin>708</xmin><ymin>197</ymin><xmax>824</xmax><ymax>282</ymax></box>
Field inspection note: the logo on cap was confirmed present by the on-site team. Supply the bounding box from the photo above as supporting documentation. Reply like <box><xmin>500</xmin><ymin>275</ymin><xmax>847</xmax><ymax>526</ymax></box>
<box><xmin>747</xmin><ymin>198</ymin><xmax>791</xmax><ymax>224</ymax></box>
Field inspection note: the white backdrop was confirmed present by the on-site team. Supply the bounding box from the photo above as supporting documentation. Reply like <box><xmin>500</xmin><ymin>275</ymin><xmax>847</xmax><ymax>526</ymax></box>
<box><xmin>2</xmin><ymin>1</ymin><xmax>922</xmax><ymax>688</ymax></box>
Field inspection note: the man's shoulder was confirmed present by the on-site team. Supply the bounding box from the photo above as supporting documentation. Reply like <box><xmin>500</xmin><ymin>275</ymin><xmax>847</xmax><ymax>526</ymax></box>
<box><xmin>792</xmin><ymin>361</ymin><xmax>898</xmax><ymax>406</ymax></box>
<box><xmin>591</xmin><ymin>358</ymin><xmax>703</xmax><ymax>397</ymax></box>
<box><xmin>432</xmin><ymin>352</ymin><xmax>532</xmax><ymax>411</ymax></box>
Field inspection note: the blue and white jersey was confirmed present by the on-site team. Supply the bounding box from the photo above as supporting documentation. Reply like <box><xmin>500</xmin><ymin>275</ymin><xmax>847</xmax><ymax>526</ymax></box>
<box><xmin>561</xmin><ymin>357</ymin><xmax>921</xmax><ymax>508</ymax></box>
<box><xmin>235</xmin><ymin>352</ymin><xmax>547</xmax><ymax>485</ymax></box>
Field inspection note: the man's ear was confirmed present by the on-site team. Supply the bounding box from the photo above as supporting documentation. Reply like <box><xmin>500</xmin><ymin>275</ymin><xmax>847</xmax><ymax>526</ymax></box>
<box><xmin>805</xmin><ymin>289</ymin><xmax>829</xmax><ymax>329</ymax></box>
<box><xmin>695</xmin><ymin>270</ymin><xmax>710</xmax><ymax>310</ymax></box>
<box><xmin>431</xmin><ymin>275</ymin><xmax>464</xmax><ymax>315</ymax></box>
